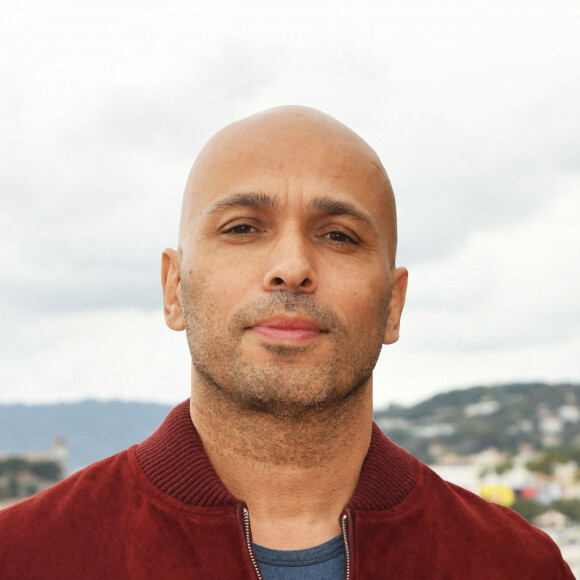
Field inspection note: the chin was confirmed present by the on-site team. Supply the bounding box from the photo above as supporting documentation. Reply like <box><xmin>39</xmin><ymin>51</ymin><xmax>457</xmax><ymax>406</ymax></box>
<box><xmin>239</xmin><ymin>377</ymin><xmax>369</xmax><ymax>420</ymax></box>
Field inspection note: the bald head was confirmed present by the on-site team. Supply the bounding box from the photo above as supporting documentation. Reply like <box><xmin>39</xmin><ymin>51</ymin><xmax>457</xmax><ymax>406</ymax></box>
<box><xmin>179</xmin><ymin>106</ymin><xmax>398</xmax><ymax>265</ymax></box>
<box><xmin>163</xmin><ymin>106</ymin><xmax>408</xmax><ymax>411</ymax></box>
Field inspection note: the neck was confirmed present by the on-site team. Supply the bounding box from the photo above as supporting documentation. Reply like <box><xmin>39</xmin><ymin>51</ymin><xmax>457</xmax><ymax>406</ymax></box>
<box><xmin>190</xmin><ymin>374</ymin><xmax>373</xmax><ymax>550</ymax></box>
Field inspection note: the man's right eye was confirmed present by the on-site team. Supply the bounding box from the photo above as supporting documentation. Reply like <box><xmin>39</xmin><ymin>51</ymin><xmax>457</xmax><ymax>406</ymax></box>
<box><xmin>223</xmin><ymin>224</ymin><xmax>257</xmax><ymax>235</ymax></box>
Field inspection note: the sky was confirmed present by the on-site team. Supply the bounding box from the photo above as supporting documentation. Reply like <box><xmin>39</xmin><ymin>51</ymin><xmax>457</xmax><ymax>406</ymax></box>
<box><xmin>1</xmin><ymin>0</ymin><xmax>579</xmax><ymax>410</ymax></box>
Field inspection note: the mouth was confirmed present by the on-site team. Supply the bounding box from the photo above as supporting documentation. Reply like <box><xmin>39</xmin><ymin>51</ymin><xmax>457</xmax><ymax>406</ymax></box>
<box><xmin>249</xmin><ymin>316</ymin><xmax>328</xmax><ymax>344</ymax></box>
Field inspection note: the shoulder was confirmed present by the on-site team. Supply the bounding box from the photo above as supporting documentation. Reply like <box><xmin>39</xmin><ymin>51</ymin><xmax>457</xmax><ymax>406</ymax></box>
<box><xmin>354</xmin><ymin>429</ymin><xmax>573</xmax><ymax>577</ymax></box>
<box><xmin>417</xmin><ymin>463</ymin><xmax>548</xmax><ymax>535</ymax></box>
<box><xmin>364</xmin><ymin>427</ymin><xmax>559</xmax><ymax>548</ymax></box>
<box><xmin>0</xmin><ymin>447</ymin><xmax>146</xmax><ymax>577</ymax></box>
<box><xmin>409</xmin><ymin>462</ymin><xmax>572</xmax><ymax>576</ymax></box>
<box><xmin>0</xmin><ymin>447</ymin><xmax>135</xmax><ymax>544</ymax></box>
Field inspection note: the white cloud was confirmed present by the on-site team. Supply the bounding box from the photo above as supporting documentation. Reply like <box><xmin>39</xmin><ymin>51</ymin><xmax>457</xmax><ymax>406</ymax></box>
<box><xmin>0</xmin><ymin>309</ymin><xmax>190</xmax><ymax>404</ymax></box>
<box><xmin>1</xmin><ymin>0</ymin><xmax>579</xmax><ymax>404</ymax></box>
<box><xmin>374</xmin><ymin>334</ymin><xmax>580</xmax><ymax>409</ymax></box>
<box><xmin>405</xmin><ymin>187</ymin><xmax>580</xmax><ymax>349</ymax></box>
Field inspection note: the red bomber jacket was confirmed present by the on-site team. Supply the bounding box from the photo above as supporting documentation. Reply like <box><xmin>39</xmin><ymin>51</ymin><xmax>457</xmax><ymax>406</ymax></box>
<box><xmin>0</xmin><ymin>400</ymin><xmax>573</xmax><ymax>579</ymax></box>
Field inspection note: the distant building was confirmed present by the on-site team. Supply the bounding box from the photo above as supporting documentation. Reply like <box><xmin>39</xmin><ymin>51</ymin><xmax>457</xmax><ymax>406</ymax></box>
<box><xmin>559</xmin><ymin>404</ymin><xmax>580</xmax><ymax>423</ymax></box>
<box><xmin>464</xmin><ymin>399</ymin><xmax>500</xmax><ymax>417</ymax></box>
<box><xmin>537</xmin><ymin>409</ymin><xmax>564</xmax><ymax>447</ymax></box>
<box><xmin>0</xmin><ymin>437</ymin><xmax>67</xmax><ymax>508</ymax></box>
<box><xmin>0</xmin><ymin>436</ymin><xmax>68</xmax><ymax>476</ymax></box>
<box><xmin>533</xmin><ymin>509</ymin><xmax>570</xmax><ymax>530</ymax></box>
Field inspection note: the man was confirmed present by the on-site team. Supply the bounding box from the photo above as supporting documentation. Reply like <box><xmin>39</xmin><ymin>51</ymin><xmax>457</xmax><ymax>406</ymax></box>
<box><xmin>0</xmin><ymin>107</ymin><xmax>572</xmax><ymax>578</ymax></box>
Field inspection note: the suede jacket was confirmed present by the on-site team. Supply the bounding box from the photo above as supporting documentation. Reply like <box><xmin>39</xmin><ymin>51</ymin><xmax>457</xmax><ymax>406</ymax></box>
<box><xmin>0</xmin><ymin>400</ymin><xmax>573</xmax><ymax>579</ymax></box>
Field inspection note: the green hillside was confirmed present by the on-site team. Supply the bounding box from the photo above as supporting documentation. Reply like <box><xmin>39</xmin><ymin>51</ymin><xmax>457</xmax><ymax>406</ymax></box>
<box><xmin>374</xmin><ymin>382</ymin><xmax>580</xmax><ymax>462</ymax></box>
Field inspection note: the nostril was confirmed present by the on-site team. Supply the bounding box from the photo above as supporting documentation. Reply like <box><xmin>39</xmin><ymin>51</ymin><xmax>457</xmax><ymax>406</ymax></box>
<box><xmin>273</xmin><ymin>277</ymin><xmax>284</xmax><ymax>286</ymax></box>
<box><xmin>300</xmin><ymin>278</ymin><xmax>311</xmax><ymax>288</ymax></box>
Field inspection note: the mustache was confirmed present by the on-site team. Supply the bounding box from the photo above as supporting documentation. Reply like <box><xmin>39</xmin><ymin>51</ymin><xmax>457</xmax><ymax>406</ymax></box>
<box><xmin>229</xmin><ymin>292</ymin><xmax>347</xmax><ymax>335</ymax></box>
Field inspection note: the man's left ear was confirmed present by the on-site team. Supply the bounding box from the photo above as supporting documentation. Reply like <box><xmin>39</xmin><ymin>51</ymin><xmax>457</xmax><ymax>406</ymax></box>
<box><xmin>383</xmin><ymin>267</ymin><xmax>408</xmax><ymax>345</ymax></box>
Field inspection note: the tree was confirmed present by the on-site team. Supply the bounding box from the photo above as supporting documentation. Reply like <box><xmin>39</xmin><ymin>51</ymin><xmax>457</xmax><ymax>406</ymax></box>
<box><xmin>0</xmin><ymin>458</ymin><xmax>28</xmax><ymax>476</ymax></box>
<box><xmin>30</xmin><ymin>461</ymin><xmax>61</xmax><ymax>480</ymax></box>
<box><xmin>510</xmin><ymin>498</ymin><xmax>545</xmax><ymax>522</ymax></box>
<box><xmin>552</xmin><ymin>499</ymin><xmax>580</xmax><ymax>522</ymax></box>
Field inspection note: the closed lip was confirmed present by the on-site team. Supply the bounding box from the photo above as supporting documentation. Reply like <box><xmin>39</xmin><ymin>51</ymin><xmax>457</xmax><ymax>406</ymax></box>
<box><xmin>250</xmin><ymin>316</ymin><xmax>327</xmax><ymax>332</ymax></box>
<box><xmin>249</xmin><ymin>316</ymin><xmax>327</xmax><ymax>343</ymax></box>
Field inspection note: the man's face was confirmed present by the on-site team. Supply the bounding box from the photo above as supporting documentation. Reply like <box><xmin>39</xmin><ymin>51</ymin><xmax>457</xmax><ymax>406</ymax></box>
<box><xmin>173</xmin><ymin>111</ymin><xmax>405</xmax><ymax>418</ymax></box>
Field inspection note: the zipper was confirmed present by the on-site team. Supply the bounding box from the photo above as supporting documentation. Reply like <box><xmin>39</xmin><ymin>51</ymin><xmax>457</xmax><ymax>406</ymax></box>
<box><xmin>242</xmin><ymin>507</ymin><xmax>263</xmax><ymax>580</ymax></box>
<box><xmin>341</xmin><ymin>512</ymin><xmax>351</xmax><ymax>580</ymax></box>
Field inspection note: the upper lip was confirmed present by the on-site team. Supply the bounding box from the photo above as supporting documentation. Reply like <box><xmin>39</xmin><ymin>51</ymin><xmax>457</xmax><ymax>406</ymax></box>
<box><xmin>251</xmin><ymin>316</ymin><xmax>327</xmax><ymax>332</ymax></box>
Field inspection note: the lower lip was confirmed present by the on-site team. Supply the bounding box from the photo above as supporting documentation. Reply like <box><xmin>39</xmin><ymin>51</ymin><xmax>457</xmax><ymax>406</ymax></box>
<box><xmin>251</xmin><ymin>326</ymin><xmax>322</xmax><ymax>344</ymax></box>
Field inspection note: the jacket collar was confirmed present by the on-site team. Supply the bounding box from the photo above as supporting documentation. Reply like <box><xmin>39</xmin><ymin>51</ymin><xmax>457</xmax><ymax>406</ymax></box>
<box><xmin>136</xmin><ymin>400</ymin><xmax>417</xmax><ymax>511</ymax></box>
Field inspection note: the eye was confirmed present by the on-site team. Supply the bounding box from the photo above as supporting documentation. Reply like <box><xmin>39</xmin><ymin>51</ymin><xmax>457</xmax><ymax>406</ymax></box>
<box><xmin>323</xmin><ymin>230</ymin><xmax>358</xmax><ymax>244</ymax></box>
<box><xmin>223</xmin><ymin>223</ymin><xmax>258</xmax><ymax>235</ymax></box>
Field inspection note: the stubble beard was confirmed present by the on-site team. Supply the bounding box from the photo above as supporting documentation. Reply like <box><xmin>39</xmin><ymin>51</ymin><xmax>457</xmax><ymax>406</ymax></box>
<box><xmin>182</xmin><ymin>285</ymin><xmax>389</xmax><ymax>421</ymax></box>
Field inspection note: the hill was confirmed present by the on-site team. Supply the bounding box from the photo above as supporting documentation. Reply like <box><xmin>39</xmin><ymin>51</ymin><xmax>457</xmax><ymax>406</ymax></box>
<box><xmin>0</xmin><ymin>400</ymin><xmax>174</xmax><ymax>472</ymax></box>
<box><xmin>375</xmin><ymin>382</ymin><xmax>580</xmax><ymax>462</ymax></box>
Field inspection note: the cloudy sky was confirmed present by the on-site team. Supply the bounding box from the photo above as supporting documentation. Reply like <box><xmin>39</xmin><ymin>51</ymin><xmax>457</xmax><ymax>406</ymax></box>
<box><xmin>1</xmin><ymin>0</ymin><xmax>578</xmax><ymax>410</ymax></box>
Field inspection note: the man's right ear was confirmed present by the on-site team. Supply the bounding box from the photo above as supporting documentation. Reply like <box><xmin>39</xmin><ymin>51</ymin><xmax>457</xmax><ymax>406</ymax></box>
<box><xmin>161</xmin><ymin>249</ymin><xmax>185</xmax><ymax>331</ymax></box>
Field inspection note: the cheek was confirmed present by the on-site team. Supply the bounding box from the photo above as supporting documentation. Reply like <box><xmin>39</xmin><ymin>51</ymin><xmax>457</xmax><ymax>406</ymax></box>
<box><xmin>186</xmin><ymin>260</ymin><xmax>258</xmax><ymax>325</ymax></box>
<box><xmin>326</xmin><ymin>273</ymin><xmax>390</xmax><ymax>329</ymax></box>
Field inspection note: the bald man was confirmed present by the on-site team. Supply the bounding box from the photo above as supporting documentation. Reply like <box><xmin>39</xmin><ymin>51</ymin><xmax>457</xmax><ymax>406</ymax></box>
<box><xmin>0</xmin><ymin>107</ymin><xmax>572</xmax><ymax>579</ymax></box>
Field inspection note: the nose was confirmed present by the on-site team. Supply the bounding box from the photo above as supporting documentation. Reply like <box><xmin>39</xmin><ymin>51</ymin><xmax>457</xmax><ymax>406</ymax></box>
<box><xmin>263</xmin><ymin>231</ymin><xmax>318</xmax><ymax>293</ymax></box>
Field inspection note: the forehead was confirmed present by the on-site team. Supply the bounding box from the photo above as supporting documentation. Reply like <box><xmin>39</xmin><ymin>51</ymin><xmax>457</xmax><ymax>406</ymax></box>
<box><xmin>180</xmin><ymin>110</ymin><xmax>397</xmax><ymax>257</ymax></box>
<box><xmin>192</xmin><ymin>124</ymin><xmax>390</xmax><ymax>213</ymax></box>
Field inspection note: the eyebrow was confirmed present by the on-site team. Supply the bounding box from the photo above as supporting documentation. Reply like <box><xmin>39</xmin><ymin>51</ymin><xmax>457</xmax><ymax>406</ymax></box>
<box><xmin>205</xmin><ymin>192</ymin><xmax>278</xmax><ymax>216</ymax></box>
<box><xmin>307</xmin><ymin>197</ymin><xmax>378</xmax><ymax>233</ymax></box>
<box><xmin>205</xmin><ymin>191</ymin><xmax>378</xmax><ymax>233</ymax></box>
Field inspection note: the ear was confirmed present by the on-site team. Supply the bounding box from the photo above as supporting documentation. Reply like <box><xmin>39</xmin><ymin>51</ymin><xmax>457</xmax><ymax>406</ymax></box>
<box><xmin>161</xmin><ymin>248</ymin><xmax>185</xmax><ymax>331</ymax></box>
<box><xmin>383</xmin><ymin>267</ymin><xmax>408</xmax><ymax>345</ymax></box>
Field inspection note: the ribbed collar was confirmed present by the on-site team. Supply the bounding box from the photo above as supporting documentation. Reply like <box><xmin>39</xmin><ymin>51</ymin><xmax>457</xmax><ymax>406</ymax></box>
<box><xmin>136</xmin><ymin>400</ymin><xmax>417</xmax><ymax>512</ymax></box>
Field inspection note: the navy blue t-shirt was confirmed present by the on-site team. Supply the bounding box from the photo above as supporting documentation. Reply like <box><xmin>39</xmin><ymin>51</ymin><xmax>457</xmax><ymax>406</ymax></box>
<box><xmin>254</xmin><ymin>534</ymin><xmax>345</xmax><ymax>579</ymax></box>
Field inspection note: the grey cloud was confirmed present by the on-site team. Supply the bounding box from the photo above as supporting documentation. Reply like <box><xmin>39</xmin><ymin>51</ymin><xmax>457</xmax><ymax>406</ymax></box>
<box><xmin>94</xmin><ymin>42</ymin><xmax>281</xmax><ymax>158</ymax></box>
<box><xmin>381</xmin><ymin>81</ymin><xmax>580</xmax><ymax>266</ymax></box>
<box><xmin>2</xmin><ymin>264</ymin><xmax>161</xmax><ymax>314</ymax></box>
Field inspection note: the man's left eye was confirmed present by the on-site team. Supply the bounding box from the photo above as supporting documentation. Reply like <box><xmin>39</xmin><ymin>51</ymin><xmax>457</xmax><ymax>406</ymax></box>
<box><xmin>324</xmin><ymin>231</ymin><xmax>358</xmax><ymax>244</ymax></box>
